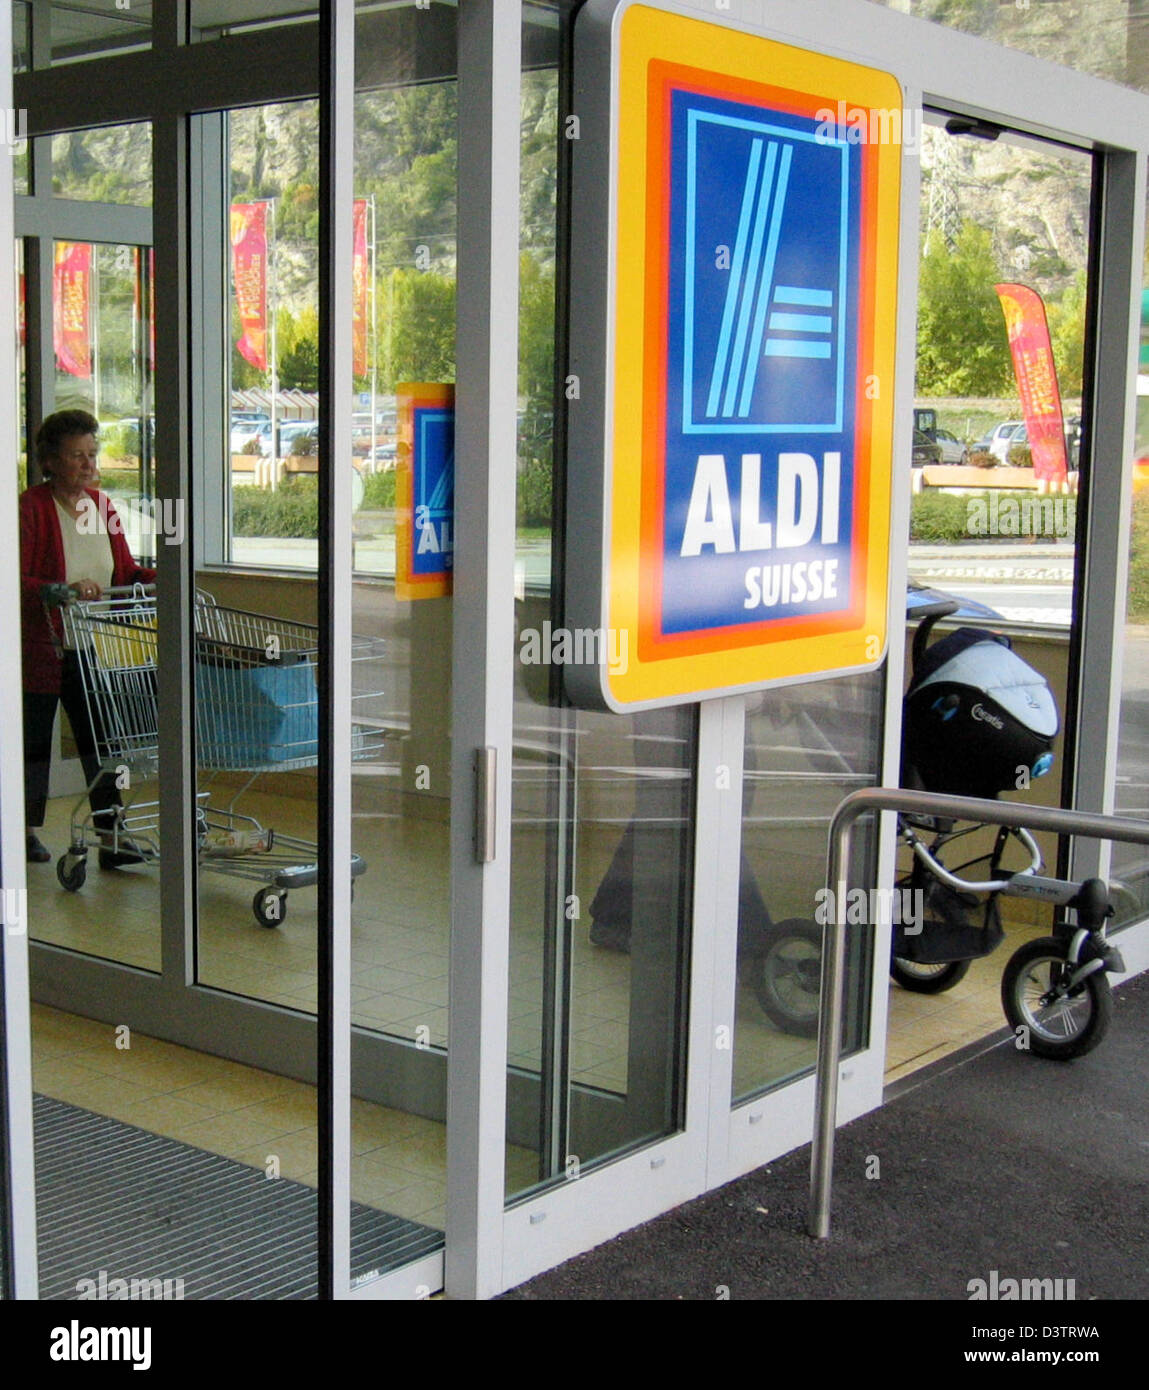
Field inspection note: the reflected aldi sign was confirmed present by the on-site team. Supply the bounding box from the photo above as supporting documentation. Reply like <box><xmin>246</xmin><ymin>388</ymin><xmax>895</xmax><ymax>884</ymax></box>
<box><xmin>396</xmin><ymin>383</ymin><xmax>454</xmax><ymax>600</ymax></box>
<box><xmin>565</xmin><ymin>2</ymin><xmax>903</xmax><ymax>710</ymax></box>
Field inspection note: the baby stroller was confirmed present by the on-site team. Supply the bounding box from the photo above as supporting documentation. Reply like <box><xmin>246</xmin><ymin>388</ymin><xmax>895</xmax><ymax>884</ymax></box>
<box><xmin>748</xmin><ymin>602</ymin><xmax>1125</xmax><ymax>1059</ymax></box>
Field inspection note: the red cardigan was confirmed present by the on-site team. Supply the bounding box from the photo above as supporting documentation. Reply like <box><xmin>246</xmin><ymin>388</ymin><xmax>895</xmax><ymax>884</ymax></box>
<box><xmin>20</xmin><ymin>483</ymin><xmax>156</xmax><ymax>694</ymax></box>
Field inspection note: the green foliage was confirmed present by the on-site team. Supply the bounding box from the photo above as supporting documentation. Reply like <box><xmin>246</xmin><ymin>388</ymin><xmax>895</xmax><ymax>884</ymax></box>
<box><xmin>231</xmin><ymin>479</ymin><xmax>318</xmax><ymax>538</ymax></box>
<box><xmin>276</xmin><ymin>305</ymin><xmax>321</xmax><ymax>391</ymax></box>
<box><xmin>516</xmin><ymin>456</ymin><xmax>552</xmax><ymax>529</ymax></box>
<box><xmin>916</xmin><ymin>223</ymin><xmax>1013</xmax><ymax>397</ymax></box>
<box><xmin>1048</xmin><ymin>269</ymin><xmax>1087</xmax><ymax>397</ymax></box>
<box><xmin>1008</xmin><ymin>443</ymin><xmax>1033</xmax><ymax>468</ymax></box>
<box><xmin>100</xmin><ymin>421</ymin><xmax>139</xmax><ymax>460</ymax></box>
<box><xmin>909</xmin><ymin>490</ymin><xmax>975</xmax><ymax>543</ymax></box>
<box><xmin>519</xmin><ymin>254</ymin><xmax>556</xmax><ymax>469</ymax></box>
<box><xmin>383</xmin><ymin>269</ymin><xmax>456</xmax><ymax>388</ymax></box>
<box><xmin>362</xmin><ymin>470</ymin><xmax>396</xmax><ymax>509</ymax></box>
<box><xmin>1127</xmin><ymin>493</ymin><xmax>1149</xmax><ymax>623</ymax></box>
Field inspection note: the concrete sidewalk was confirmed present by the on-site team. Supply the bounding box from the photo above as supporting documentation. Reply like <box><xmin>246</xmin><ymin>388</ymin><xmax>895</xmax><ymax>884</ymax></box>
<box><xmin>502</xmin><ymin>973</ymin><xmax>1149</xmax><ymax>1303</ymax></box>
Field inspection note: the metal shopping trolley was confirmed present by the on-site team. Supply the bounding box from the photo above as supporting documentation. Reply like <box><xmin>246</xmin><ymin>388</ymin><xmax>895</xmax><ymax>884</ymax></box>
<box><xmin>55</xmin><ymin>585</ymin><xmax>388</xmax><ymax>927</ymax></box>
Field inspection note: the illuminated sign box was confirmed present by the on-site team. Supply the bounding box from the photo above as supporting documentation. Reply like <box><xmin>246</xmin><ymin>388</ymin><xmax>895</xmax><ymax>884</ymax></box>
<box><xmin>565</xmin><ymin>1</ymin><xmax>903</xmax><ymax>711</ymax></box>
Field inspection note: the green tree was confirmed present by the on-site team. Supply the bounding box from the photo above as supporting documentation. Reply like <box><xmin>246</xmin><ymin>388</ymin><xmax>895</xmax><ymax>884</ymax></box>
<box><xmin>383</xmin><ymin>268</ymin><xmax>456</xmax><ymax>388</ymax></box>
<box><xmin>916</xmin><ymin>222</ymin><xmax>1014</xmax><ymax>396</ymax></box>
<box><xmin>1048</xmin><ymin>270</ymin><xmax>1087</xmax><ymax>398</ymax></box>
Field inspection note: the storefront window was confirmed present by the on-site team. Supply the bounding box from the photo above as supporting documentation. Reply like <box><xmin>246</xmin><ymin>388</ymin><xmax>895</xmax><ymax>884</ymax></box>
<box><xmin>869</xmin><ymin>0</ymin><xmax>1149</xmax><ymax>94</ymax></box>
<box><xmin>1109</xmin><ymin>193</ymin><xmax>1149</xmax><ymax>924</ymax></box>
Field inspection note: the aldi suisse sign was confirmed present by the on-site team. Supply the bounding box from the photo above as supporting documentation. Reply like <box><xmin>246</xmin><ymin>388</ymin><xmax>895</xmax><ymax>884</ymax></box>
<box><xmin>564</xmin><ymin>2</ymin><xmax>903</xmax><ymax>710</ymax></box>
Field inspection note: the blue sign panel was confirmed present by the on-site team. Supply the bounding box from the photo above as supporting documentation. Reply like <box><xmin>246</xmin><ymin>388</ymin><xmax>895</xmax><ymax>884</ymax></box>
<box><xmin>411</xmin><ymin>408</ymin><xmax>454</xmax><ymax>578</ymax></box>
<box><xmin>661</xmin><ymin>89</ymin><xmax>862</xmax><ymax>638</ymax></box>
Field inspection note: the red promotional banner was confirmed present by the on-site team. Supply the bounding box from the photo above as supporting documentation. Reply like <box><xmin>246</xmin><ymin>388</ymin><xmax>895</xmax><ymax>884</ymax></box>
<box><xmin>230</xmin><ymin>202</ymin><xmax>268</xmax><ymax>371</ymax></box>
<box><xmin>53</xmin><ymin>242</ymin><xmax>92</xmax><ymax>378</ymax></box>
<box><xmin>132</xmin><ymin>247</ymin><xmax>156</xmax><ymax>373</ymax></box>
<box><xmin>352</xmin><ymin>199</ymin><xmax>369</xmax><ymax>378</ymax></box>
<box><xmin>995</xmin><ymin>282</ymin><xmax>1069</xmax><ymax>486</ymax></box>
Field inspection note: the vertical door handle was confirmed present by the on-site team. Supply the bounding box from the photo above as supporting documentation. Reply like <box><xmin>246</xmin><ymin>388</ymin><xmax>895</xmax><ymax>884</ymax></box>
<box><xmin>474</xmin><ymin>746</ymin><xmax>497</xmax><ymax>863</ymax></box>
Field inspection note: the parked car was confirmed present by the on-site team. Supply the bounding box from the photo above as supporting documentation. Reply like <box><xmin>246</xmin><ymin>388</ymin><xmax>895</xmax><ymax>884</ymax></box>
<box><xmin>230</xmin><ymin>421</ymin><xmax>271</xmax><ymax>455</ymax></box>
<box><xmin>277</xmin><ymin>421</ymin><xmax>320</xmax><ymax>458</ymax></box>
<box><xmin>997</xmin><ymin>421</ymin><xmax>1029</xmax><ymax>464</ymax></box>
<box><xmin>911</xmin><ymin>428</ymin><xmax>943</xmax><ymax>467</ymax></box>
<box><xmin>932</xmin><ymin>427</ymin><xmax>968</xmax><ymax>465</ymax></box>
<box><xmin>906</xmin><ymin>578</ymin><xmax>1004</xmax><ymax>622</ymax></box>
<box><xmin>978</xmin><ymin>420</ymin><xmax>1023</xmax><ymax>465</ymax></box>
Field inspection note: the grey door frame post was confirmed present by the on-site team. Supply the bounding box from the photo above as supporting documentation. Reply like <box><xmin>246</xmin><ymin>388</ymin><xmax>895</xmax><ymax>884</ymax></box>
<box><xmin>446</xmin><ymin>0</ymin><xmax>522</xmax><ymax>1301</ymax></box>
<box><xmin>811</xmin><ymin>787</ymin><xmax>1149</xmax><ymax>1239</ymax></box>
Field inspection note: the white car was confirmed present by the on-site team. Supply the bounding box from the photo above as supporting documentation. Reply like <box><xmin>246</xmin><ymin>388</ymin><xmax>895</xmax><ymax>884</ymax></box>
<box><xmin>976</xmin><ymin>420</ymin><xmax>1023</xmax><ymax>465</ymax></box>
<box><xmin>933</xmin><ymin>427</ymin><xmax>969</xmax><ymax>465</ymax></box>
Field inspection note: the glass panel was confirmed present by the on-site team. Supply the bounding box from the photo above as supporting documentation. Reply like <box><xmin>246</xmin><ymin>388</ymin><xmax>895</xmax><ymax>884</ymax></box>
<box><xmin>505</xmin><ymin>2</ymin><xmax>694</xmax><ymax>1203</ymax></box>
<box><xmin>223</xmin><ymin>101</ymin><xmax>320</xmax><ymax>570</ymax></box>
<box><xmin>868</xmin><ymin>0</ymin><xmax>1149</xmax><ymax>95</ymax></box>
<box><xmin>50</xmin><ymin>0</ymin><xmax>151</xmax><ymax>64</ymax></box>
<box><xmin>1109</xmin><ymin>192</ymin><xmax>1149</xmax><ymax>924</ymax></box>
<box><xmin>733</xmin><ymin>676</ymin><xmax>879</xmax><ymax>1098</ymax></box>
<box><xmin>190</xmin><ymin>0</ymin><xmax>319</xmax><ymax>43</ymax></box>
<box><xmin>51</xmin><ymin>124</ymin><xmax>152</xmax><ymax>206</ymax></box>
<box><xmin>910</xmin><ymin>121</ymin><xmax>1090</xmax><ymax>628</ymax></box>
<box><xmin>26</xmin><ymin>237</ymin><xmax>159</xmax><ymax>971</ymax></box>
<box><xmin>347</xmin><ymin>0</ymin><xmax>457</xmax><ymax>1280</ymax></box>
<box><xmin>197</xmin><ymin>97</ymin><xmax>320</xmax><ymax>994</ymax></box>
<box><xmin>12</xmin><ymin>0</ymin><xmax>30</xmax><ymax>72</ymax></box>
<box><xmin>892</xmin><ymin>118</ymin><xmax>1095</xmax><ymax>1075</ymax></box>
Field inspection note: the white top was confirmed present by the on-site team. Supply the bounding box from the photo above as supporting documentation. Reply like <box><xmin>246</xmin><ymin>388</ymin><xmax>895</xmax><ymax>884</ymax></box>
<box><xmin>55</xmin><ymin>496</ymin><xmax>115</xmax><ymax>650</ymax></box>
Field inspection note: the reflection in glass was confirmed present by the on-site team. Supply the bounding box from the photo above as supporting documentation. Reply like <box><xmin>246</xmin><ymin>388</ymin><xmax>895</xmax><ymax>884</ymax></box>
<box><xmin>190</xmin><ymin>0</ymin><xmax>318</xmax><ymax>44</ymax></box>
<box><xmin>868</xmin><ymin>0</ymin><xmax>1149</xmax><ymax>95</ymax></box>
<box><xmin>51</xmin><ymin>125</ymin><xmax>153</xmax><ymax>206</ymax></box>
<box><xmin>1109</xmin><ymin>201</ymin><xmax>1149</xmax><ymax>926</ymax></box>
<box><xmin>505</xmin><ymin>5</ymin><xmax>694</xmax><ymax>1202</ymax></box>
<box><xmin>345</xmin><ymin>0</ymin><xmax>459</xmax><ymax>1278</ymax></box>
<box><xmin>49</xmin><ymin>0</ymin><xmax>151</xmax><ymax>65</ymax></box>
<box><xmin>733</xmin><ymin>674</ymin><xmax>879</xmax><ymax>1099</ymax></box>
<box><xmin>26</xmin><ymin>238</ymin><xmax>159</xmax><ymax>971</ymax></box>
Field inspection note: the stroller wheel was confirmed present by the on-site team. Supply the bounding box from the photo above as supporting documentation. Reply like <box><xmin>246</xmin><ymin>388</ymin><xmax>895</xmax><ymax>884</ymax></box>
<box><xmin>751</xmin><ymin>919</ymin><xmax>822</xmax><ymax>1037</ymax></box>
<box><xmin>890</xmin><ymin>956</ymin><xmax>971</xmax><ymax>994</ymax></box>
<box><xmin>1001</xmin><ymin>937</ymin><xmax>1112</xmax><ymax>1060</ymax></box>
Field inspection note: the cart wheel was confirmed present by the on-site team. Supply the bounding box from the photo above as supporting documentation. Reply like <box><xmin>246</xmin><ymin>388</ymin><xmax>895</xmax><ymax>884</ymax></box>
<box><xmin>56</xmin><ymin>855</ymin><xmax>87</xmax><ymax>893</ymax></box>
<box><xmin>253</xmin><ymin>888</ymin><xmax>287</xmax><ymax>929</ymax></box>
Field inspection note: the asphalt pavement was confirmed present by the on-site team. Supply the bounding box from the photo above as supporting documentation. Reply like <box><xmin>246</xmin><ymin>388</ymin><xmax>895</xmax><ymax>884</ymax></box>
<box><xmin>502</xmin><ymin>971</ymin><xmax>1149</xmax><ymax>1308</ymax></box>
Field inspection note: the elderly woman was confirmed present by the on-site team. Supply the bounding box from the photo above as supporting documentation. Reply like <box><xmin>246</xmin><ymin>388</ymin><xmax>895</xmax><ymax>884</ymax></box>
<box><xmin>21</xmin><ymin>409</ymin><xmax>156</xmax><ymax>865</ymax></box>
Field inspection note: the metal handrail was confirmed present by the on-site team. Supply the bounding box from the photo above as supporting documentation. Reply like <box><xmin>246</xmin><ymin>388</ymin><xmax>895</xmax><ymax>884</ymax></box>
<box><xmin>810</xmin><ymin>787</ymin><xmax>1149</xmax><ymax>1239</ymax></box>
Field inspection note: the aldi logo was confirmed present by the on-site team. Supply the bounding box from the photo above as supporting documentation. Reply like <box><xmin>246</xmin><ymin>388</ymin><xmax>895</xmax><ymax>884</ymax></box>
<box><xmin>564</xmin><ymin>3</ymin><xmax>903</xmax><ymax>709</ymax></box>
<box><xmin>396</xmin><ymin>383</ymin><xmax>454</xmax><ymax>600</ymax></box>
<box><xmin>683</xmin><ymin>110</ymin><xmax>848</xmax><ymax>434</ymax></box>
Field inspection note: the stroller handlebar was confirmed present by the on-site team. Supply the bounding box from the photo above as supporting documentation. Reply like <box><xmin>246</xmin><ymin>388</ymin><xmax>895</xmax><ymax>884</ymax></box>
<box><xmin>903</xmin><ymin>822</ymin><xmax>1043</xmax><ymax>894</ymax></box>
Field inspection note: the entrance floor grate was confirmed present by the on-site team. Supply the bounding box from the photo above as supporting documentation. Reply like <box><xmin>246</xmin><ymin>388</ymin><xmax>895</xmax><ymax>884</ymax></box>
<box><xmin>33</xmin><ymin>1094</ymin><xmax>443</xmax><ymax>1299</ymax></box>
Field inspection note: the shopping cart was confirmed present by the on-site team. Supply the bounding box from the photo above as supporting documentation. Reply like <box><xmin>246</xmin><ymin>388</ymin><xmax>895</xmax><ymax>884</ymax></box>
<box><xmin>54</xmin><ymin>585</ymin><xmax>387</xmax><ymax>927</ymax></box>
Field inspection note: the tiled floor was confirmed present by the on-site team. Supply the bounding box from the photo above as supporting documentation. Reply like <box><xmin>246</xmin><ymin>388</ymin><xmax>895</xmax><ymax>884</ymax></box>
<box><xmin>26</xmin><ymin>776</ymin><xmax>1044</xmax><ymax>1261</ymax></box>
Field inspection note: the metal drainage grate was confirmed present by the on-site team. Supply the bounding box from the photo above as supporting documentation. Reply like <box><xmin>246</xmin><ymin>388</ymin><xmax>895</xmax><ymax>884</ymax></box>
<box><xmin>34</xmin><ymin>1094</ymin><xmax>443</xmax><ymax>1299</ymax></box>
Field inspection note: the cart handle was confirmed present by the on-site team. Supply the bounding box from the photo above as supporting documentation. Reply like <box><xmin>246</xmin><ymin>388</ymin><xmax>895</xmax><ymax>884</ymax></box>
<box><xmin>42</xmin><ymin>581</ymin><xmax>156</xmax><ymax>606</ymax></box>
